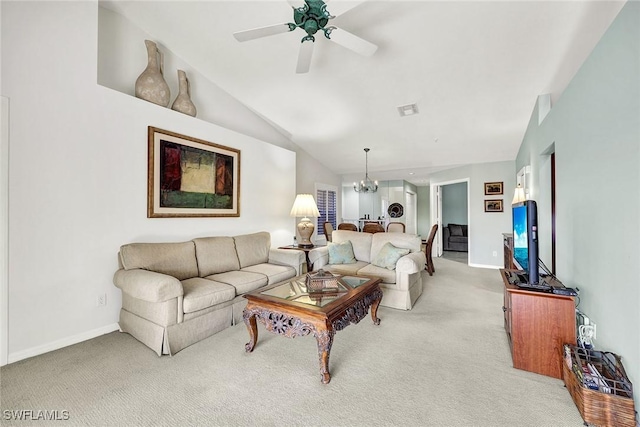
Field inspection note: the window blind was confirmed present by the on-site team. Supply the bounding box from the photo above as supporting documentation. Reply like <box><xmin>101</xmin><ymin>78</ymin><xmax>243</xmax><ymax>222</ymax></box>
<box><xmin>316</xmin><ymin>189</ymin><xmax>337</xmax><ymax>236</ymax></box>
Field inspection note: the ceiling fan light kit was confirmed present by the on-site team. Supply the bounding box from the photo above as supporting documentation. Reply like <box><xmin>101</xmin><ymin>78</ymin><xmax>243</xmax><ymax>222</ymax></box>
<box><xmin>233</xmin><ymin>0</ymin><xmax>377</xmax><ymax>73</ymax></box>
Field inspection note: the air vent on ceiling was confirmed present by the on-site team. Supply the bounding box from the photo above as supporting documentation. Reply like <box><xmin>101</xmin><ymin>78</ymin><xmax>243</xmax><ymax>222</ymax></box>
<box><xmin>397</xmin><ymin>103</ymin><xmax>419</xmax><ymax>117</ymax></box>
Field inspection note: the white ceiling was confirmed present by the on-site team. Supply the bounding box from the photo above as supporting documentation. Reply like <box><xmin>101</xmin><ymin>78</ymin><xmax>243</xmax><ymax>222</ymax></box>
<box><xmin>103</xmin><ymin>0</ymin><xmax>625</xmax><ymax>185</ymax></box>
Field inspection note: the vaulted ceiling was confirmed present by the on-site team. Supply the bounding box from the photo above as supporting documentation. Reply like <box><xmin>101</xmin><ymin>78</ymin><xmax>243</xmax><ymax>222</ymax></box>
<box><xmin>102</xmin><ymin>0</ymin><xmax>625</xmax><ymax>185</ymax></box>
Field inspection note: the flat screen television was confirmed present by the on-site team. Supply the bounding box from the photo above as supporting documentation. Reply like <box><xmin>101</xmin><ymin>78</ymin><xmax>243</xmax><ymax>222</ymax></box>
<box><xmin>512</xmin><ymin>200</ymin><xmax>539</xmax><ymax>285</ymax></box>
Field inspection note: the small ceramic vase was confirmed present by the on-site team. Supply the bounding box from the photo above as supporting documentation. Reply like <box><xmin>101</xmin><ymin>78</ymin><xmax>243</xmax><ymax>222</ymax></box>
<box><xmin>171</xmin><ymin>70</ymin><xmax>197</xmax><ymax>117</ymax></box>
<box><xmin>135</xmin><ymin>40</ymin><xmax>171</xmax><ymax>107</ymax></box>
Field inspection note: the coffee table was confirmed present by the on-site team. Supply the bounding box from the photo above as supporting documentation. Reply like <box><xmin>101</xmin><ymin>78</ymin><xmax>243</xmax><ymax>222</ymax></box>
<box><xmin>242</xmin><ymin>274</ymin><xmax>383</xmax><ymax>384</ymax></box>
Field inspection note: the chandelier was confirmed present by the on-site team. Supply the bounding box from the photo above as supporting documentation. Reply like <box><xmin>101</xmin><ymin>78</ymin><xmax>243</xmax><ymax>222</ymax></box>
<box><xmin>353</xmin><ymin>148</ymin><xmax>378</xmax><ymax>193</ymax></box>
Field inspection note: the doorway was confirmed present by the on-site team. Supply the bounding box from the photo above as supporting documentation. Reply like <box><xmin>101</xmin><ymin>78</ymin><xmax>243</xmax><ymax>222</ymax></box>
<box><xmin>430</xmin><ymin>178</ymin><xmax>470</xmax><ymax>264</ymax></box>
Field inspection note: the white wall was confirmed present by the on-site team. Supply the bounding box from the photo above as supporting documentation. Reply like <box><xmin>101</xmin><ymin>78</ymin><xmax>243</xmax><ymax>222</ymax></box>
<box><xmin>515</xmin><ymin>1</ymin><xmax>639</xmax><ymax>409</ymax></box>
<box><xmin>416</xmin><ymin>186</ymin><xmax>431</xmax><ymax>237</ymax></box>
<box><xmin>430</xmin><ymin>161</ymin><xmax>515</xmax><ymax>268</ymax></box>
<box><xmin>2</xmin><ymin>1</ymin><xmax>298</xmax><ymax>362</ymax></box>
<box><xmin>97</xmin><ymin>6</ymin><xmax>295</xmax><ymax>152</ymax></box>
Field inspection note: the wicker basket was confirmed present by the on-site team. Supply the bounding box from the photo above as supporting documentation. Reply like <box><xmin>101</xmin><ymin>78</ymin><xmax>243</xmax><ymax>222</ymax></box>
<box><xmin>563</xmin><ymin>345</ymin><xmax>636</xmax><ymax>427</ymax></box>
<box><xmin>305</xmin><ymin>269</ymin><xmax>340</xmax><ymax>293</ymax></box>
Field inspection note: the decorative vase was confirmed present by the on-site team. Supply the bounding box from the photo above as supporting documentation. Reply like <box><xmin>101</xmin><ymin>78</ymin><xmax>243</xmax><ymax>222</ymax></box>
<box><xmin>171</xmin><ymin>70</ymin><xmax>197</xmax><ymax>117</ymax></box>
<box><xmin>135</xmin><ymin>40</ymin><xmax>170</xmax><ymax>107</ymax></box>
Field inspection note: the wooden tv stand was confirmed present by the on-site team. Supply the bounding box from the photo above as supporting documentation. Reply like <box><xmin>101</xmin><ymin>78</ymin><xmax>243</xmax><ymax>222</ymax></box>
<box><xmin>500</xmin><ymin>269</ymin><xmax>576</xmax><ymax>379</ymax></box>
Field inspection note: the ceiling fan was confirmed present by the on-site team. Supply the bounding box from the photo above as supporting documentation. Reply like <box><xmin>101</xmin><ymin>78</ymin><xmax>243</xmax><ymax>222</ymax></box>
<box><xmin>233</xmin><ymin>0</ymin><xmax>377</xmax><ymax>74</ymax></box>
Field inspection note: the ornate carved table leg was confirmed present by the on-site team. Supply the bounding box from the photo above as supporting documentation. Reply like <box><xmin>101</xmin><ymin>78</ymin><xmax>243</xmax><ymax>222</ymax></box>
<box><xmin>314</xmin><ymin>328</ymin><xmax>334</xmax><ymax>384</ymax></box>
<box><xmin>243</xmin><ymin>308</ymin><xmax>258</xmax><ymax>352</ymax></box>
<box><xmin>370</xmin><ymin>288</ymin><xmax>383</xmax><ymax>325</ymax></box>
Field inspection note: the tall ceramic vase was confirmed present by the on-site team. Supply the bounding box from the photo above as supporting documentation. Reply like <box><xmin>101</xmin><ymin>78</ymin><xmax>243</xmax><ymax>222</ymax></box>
<box><xmin>171</xmin><ymin>70</ymin><xmax>197</xmax><ymax>117</ymax></box>
<box><xmin>135</xmin><ymin>40</ymin><xmax>170</xmax><ymax>107</ymax></box>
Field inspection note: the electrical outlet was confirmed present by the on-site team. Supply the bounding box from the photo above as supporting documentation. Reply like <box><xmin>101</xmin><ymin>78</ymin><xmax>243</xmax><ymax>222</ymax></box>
<box><xmin>492</xmin><ymin>251</ymin><xmax>497</xmax><ymax>257</ymax></box>
<box><xmin>96</xmin><ymin>293</ymin><xmax>107</xmax><ymax>307</ymax></box>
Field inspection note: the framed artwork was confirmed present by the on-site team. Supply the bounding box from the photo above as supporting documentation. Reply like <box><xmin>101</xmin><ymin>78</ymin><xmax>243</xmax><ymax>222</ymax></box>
<box><xmin>147</xmin><ymin>126</ymin><xmax>240</xmax><ymax>218</ymax></box>
<box><xmin>484</xmin><ymin>199</ymin><xmax>503</xmax><ymax>213</ymax></box>
<box><xmin>484</xmin><ymin>181</ymin><xmax>503</xmax><ymax>195</ymax></box>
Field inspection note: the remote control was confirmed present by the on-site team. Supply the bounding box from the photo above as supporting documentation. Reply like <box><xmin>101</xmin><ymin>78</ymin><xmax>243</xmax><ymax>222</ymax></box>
<box><xmin>551</xmin><ymin>286</ymin><xmax>577</xmax><ymax>296</ymax></box>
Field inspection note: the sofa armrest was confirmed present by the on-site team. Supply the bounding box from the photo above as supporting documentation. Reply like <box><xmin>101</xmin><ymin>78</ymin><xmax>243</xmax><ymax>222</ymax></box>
<box><xmin>393</xmin><ymin>252</ymin><xmax>426</xmax><ymax>290</ymax></box>
<box><xmin>113</xmin><ymin>268</ymin><xmax>183</xmax><ymax>303</ymax></box>
<box><xmin>268</xmin><ymin>248</ymin><xmax>305</xmax><ymax>276</ymax></box>
<box><xmin>396</xmin><ymin>251</ymin><xmax>426</xmax><ymax>275</ymax></box>
<box><xmin>308</xmin><ymin>246</ymin><xmax>329</xmax><ymax>270</ymax></box>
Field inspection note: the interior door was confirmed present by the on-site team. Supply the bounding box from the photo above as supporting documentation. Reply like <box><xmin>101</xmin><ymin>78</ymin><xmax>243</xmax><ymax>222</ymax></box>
<box><xmin>1</xmin><ymin>96</ymin><xmax>9</xmax><ymax>366</ymax></box>
<box><xmin>405</xmin><ymin>191</ymin><xmax>417</xmax><ymax>234</ymax></box>
<box><xmin>433</xmin><ymin>184</ymin><xmax>443</xmax><ymax>256</ymax></box>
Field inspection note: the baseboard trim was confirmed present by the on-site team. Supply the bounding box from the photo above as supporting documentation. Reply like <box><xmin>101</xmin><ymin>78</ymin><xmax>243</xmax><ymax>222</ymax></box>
<box><xmin>7</xmin><ymin>323</ymin><xmax>120</xmax><ymax>364</ymax></box>
<box><xmin>468</xmin><ymin>262</ymin><xmax>502</xmax><ymax>269</ymax></box>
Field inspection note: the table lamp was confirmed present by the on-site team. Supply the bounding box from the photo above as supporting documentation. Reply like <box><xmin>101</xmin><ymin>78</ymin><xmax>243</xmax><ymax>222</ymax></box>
<box><xmin>512</xmin><ymin>183</ymin><xmax>526</xmax><ymax>205</ymax></box>
<box><xmin>290</xmin><ymin>194</ymin><xmax>320</xmax><ymax>248</ymax></box>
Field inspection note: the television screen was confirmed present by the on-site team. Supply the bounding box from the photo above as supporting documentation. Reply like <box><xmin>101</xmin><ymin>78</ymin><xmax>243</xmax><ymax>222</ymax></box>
<box><xmin>512</xmin><ymin>204</ymin><xmax>528</xmax><ymax>271</ymax></box>
<box><xmin>512</xmin><ymin>200</ymin><xmax>539</xmax><ymax>284</ymax></box>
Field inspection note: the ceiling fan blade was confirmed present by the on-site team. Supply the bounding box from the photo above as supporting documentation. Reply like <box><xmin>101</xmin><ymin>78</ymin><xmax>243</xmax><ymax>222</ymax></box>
<box><xmin>233</xmin><ymin>23</ymin><xmax>292</xmax><ymax>42</ymax></box>
<box><xmin>325</xmin><ymin>0</ymin><xmax>366</xmax><ymax>18</ymax></box>
<box><xmin>328</xmin><ymin>27</ymin><xmax>377</xmax><ymax>56</ymax></box>
<box><xmin>296</xmin><ymin>40</ymin><xmax>314</xmax><ymax>74</ymax></box>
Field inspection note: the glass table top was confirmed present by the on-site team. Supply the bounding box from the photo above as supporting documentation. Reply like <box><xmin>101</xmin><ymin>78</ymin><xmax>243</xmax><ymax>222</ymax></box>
<box><xmin>260</xmin><ymin>276</ymin><xmax>371</xmax><ymax>307</ymax></box>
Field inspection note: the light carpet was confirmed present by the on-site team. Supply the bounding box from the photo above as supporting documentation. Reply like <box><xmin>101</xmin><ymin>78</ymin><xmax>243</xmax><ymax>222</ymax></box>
<box><xmin>0</xmin><ymin>258</ymin><xmax>584</xmax><ymax>426</ymax></box>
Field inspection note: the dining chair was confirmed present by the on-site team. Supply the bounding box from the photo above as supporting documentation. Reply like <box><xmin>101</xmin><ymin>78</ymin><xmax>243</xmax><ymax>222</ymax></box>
<box><xmin>337</xmin><ymin>223</ymin><xmax>358</xmax><ymax>231</ymax></box>
<box><xmin>323</xmin><ymin>221</ymin><xmax>334</xmax><ymax>242</ymax></box>
<box><xmin>424</xmin><ymin>224</ymin><xmax>438</xmax><ymax>276</ymax></box>
<box><xmin>386</xmin><ymin>222</ymin><xmax>405</xmax><ymax>233</ymax></box>
<box><xmin>362</xmin><ymin>223</ymin><xmax>385</xmax><ymax>233</ymax></box>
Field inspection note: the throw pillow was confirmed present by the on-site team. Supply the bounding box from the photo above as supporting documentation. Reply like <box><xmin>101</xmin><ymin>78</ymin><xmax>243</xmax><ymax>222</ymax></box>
<box><xmin>449</xmin><ymin>224</ymin><xmax>464</xmax><ymax>237</ymax></box>
<box><xmin>371</xmin><ymin>242</ymin><xmax>410</xmax><ymax>270</ymax></box>
<box><xmin>328</xmin><ymin>241</ymin><xmax>357</xmax><ymax>265</ymax></box>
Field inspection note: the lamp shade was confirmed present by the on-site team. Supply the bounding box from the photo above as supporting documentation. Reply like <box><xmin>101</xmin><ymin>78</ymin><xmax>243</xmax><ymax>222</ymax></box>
<box><xmin>290</xmin><ymin>194</ymin><xmax>320</xmax><ymax>218</ymax></box>
<box><xmin>512</xmin><ymin>184</ymin><xmax>526</xmax><ymax>205</ymax></box>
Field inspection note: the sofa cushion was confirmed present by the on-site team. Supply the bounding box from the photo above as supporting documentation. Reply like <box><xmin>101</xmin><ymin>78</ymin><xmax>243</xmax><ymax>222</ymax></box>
<box><xmin>242</xmin><ymin>263</ymin><xmax>296</xmax><ymax>285</ymax></box>
<box><xmin>193</xmin><ymin>236</ymin><xmax>240</xmax><ymax>276</ymax></box>
<box><xmin>234</xmin><ymin>232</ymin><xmax>270</xmax><ymax>268</ymax></box>
<box><xmin>119</xmin><ymin>241</ymin><xmax>198</xmax><ymax>281</ymax></box>
<box><xmin>322</xmin><ymin>261</ymin><xmax>369</xmax><ymax>276</ymax></box>
<box><xmin>371</xmin><ymin>242</ymin><xmax>410</xmax><ymax>270</ymax></box>
<box><xmin>358</xmin><ymin>264</ymin><xmax>397</xmax><ymax>284</ymax></box>
<box><xmin>206</xmin><ymin>271</ymin><xmax>268</xmax><ymax>295</ymax></box>
<box><xmin>331</xmin><ymin>230</ymin><xmax>373</xmax><ymax>263</ymax></box>
<box><xmin>449</xmin><ymin>236</ymin><xmax>468</xmax><ymax>244</ymax></box>
<box><xmin>328</xmin><ymin>240</ymin><xmax>357</xmax><ymax>264</ymax></box>
<box><xmin>449</xmin><ymin>224</ymin><xmax>464</xmax><ymax>237</ymax></box>
<box><xmin>181</xmin><ymin>278</ymin><xmax>236</xmax><ymax>314</ymax></box>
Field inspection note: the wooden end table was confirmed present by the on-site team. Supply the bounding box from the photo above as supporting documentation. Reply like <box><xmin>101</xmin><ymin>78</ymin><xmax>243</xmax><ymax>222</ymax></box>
<box><xmin>243</xmin><ymin>274</ymin><xmax>382</xmax><ymax>384</ymax></box>
<box><xmin>278</xmin><ymin>244</ymin><xmax>325</xmax><ymax>272</ymax></box>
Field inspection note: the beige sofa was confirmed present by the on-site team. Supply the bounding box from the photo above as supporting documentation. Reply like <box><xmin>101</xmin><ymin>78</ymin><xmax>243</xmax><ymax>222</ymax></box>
<box><xmin>113</xmin><ymin>232</ymin><xmax>304</xmax><ymax>356</ymax></box>
<box><xmin>308</xmin><ymin>230</ymin><xmax>425</xmax><ymax>310</ymax></box>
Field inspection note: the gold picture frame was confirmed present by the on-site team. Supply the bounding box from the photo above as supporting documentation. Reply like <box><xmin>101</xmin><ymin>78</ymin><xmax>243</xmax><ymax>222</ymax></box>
<box><xmin>147</xmin><ymin>126</ymin><xmax>240</xmax><ymax>218</ymax></box>
<box><xmin>484</xmin><ymin>181</ymin><xmax>503</xmax><ymax>195</ymax></box>
<box><xmin>484</xmin><ymin>199</ymin><xmax>503</xmax><ymax>213</ymax></box>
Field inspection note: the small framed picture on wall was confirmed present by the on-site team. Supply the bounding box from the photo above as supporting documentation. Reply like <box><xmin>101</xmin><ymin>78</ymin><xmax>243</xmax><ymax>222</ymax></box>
<box><xmin>484</xmin><ymin>199</ymin><xmax>503</xmax><ymax>212</ymax></box>
<box><xmin>484</xmin><ymin>181</ymin><xmax>503</xmax><ymax>195</ymax></box>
